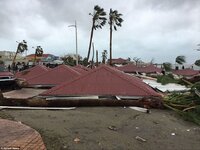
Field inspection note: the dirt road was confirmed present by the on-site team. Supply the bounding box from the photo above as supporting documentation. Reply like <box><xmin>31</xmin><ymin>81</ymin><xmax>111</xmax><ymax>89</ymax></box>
<box><xmin>0</xmin><ymin>107</ymin><xmax>200</xmax><ymax>150</ymax></box>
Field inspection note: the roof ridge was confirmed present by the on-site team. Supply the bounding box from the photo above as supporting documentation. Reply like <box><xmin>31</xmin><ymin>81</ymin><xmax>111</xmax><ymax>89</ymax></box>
<box><xmin>44</xmin><ymin>65</ymin><xmax>157</xmax><ymax>96</ymax></box>
<box><xmin>44</xmin><ymin>65</ymin><xmax>102</xmax><ymax>95</ymax></box>
<box><xmin>103</xmin><ymin>66</ymin><xmax>155</xmax><ymax>95</ymax></box>
<box><xmin>27</xmin><ymin>65</ymin><xmax>80</xmax><ymax>82</ymax></box>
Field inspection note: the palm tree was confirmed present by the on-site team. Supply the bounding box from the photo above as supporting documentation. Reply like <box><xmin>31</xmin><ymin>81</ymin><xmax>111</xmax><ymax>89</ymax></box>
<box><xmin>175</xmin><ymin>55</ymin><xmax>186</xmax><ymax>65</ymax></box>
<box><xmin>195</xmin><ymin>59</ymin><xmax>200</xmax><ymax>66</ymax></box>
<box><xmin>109</xmin><ymin>9</ymin><xmax>123</xmax><ymax>66</ymax></box>
<box><xmin>102</xmin><ymin>50</ymin><xmax>107</xmax><ymax>64</ymax></box>
<box><xmin>12</xmin><ymin>40</ymin><xmax>28</xmax><ymax>66</ymax></box>
<box><xmin>87</xmin><ymin>5</ymin><xmax>107</xmax><ymax>63</ymax></box>
<box><xmin>163</xmin><ymin>62</ymin><xmax>172</xmax><ymax>72</ymax></box>
<box><xmin>34</xmin><ymin>46</ymin><xmax>43</xmax><ymax>65</ymax></box>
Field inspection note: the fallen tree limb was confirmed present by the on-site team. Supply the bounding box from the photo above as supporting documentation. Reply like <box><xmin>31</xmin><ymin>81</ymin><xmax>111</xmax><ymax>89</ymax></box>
<box><xmin>0</xmin><ymin>96</ymin><xmax>163</xmax><ymax>108</ymax></box>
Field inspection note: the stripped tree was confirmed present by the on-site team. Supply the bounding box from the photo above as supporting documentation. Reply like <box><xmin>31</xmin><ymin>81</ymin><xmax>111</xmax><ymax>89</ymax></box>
<box><xmin>109</xmin><ymin>9</ymin><xmax>123</xmax><ymax>66</ymax></box>
<box><xmin>87</xmin><ymin>5</ymin><xmax>107</xmax><ymax>63</ymax></box>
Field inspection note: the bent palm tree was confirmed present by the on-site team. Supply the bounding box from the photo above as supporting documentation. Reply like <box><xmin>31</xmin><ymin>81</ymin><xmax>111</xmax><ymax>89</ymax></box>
<box><xmin>12</xmin><ymin>40</ymin><xmax>28</xmax><ymax>66</ymax></box>
<box><xmin>87</xmin><ymin>5</ymin><xmax>107</xmax><ymax>63</ymax></box>
<box><xmin>175</xmin><ymin>55</ymin><xmax>186</xmax><ymax>65</ymax></box>
<box><xmin>109</xmin><ymin>9</ymin><xmax>123</xmax><ymax>65</ymax></box>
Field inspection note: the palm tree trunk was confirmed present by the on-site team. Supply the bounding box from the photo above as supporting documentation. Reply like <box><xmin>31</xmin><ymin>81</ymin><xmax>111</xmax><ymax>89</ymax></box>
<box><xmin>91</xmin><ymin>42</ymin><xmax>94</xmax><ymax>68</ymax></box>
<box><xmin>96</xmin><ymin>50</ymin><xmax>98</xmax><ymax>67</ymax></box>
<box><xmin>12</xmin><ymin>45</ymin><xmax>19</xmax><ymax>67</ymax></box>
<box><xmin>109</xmin><ymin>21</ymin><xmax>113</xmax><ymax>66</ymax></box>
<box><xmin>87</xmin><ymin>21</ymin><xmax>95</xmax><ymax>63</ymax></box>
<box><xmin>34</xmin><ymin>52</ymin><xmax>37</xmax><ymax>65</ymax></box>
<box><xmin>12</xmin><ymin>51</ymin><xmax>18</xmax><ymax>67</ymax></box>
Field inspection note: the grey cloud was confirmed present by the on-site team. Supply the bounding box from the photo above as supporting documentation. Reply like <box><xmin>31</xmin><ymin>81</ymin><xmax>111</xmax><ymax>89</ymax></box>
<box><xmin>0</xmin><ymin>0</ymin><xmax>200</xmax><ymax>64</ymax></box>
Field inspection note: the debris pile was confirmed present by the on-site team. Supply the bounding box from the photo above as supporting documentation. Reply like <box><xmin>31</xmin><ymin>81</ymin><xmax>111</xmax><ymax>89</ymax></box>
<box><xmin>164</xmin><ymin>83</ymin><xmax>200</xmax><ymax>125</ymax></box>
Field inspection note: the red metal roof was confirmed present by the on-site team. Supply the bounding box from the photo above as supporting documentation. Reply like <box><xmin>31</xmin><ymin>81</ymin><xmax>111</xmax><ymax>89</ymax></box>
<box><xmin>27</xmin><ymin>65</ymin><xmax>80</xmax><ymax>86</ymax></box>
<box><xmin>41</xmin><ymin>65</ymin><xmax>159</xmax><ymax>97</ymax></box>
<box><xmin>108</xmin><ymin>58</ymin><xmax>128</xmax><ymax>64</ymax></box>
<box><xmin>138</xmin><ymin>64</ymin><xmax>162</xmax><ymax>73</ymax></box>
<box><xmin>172</xmin><ymin>68</ymin><xmax>199</xmax><ymax>76</ymax></box>
<box><xmin>74</xmin><ymin>65</ymin><xmax>90</xmax><ymax>71</ymax></box>
<box><xmin>26</xmin><ymin>54</ymin><xmax>51</xmax><ymax>58</ymax></box>
<box><xmin>72</xmin><ymin>67</ymin><xmax>87</xmax><ymax>74</ymax></box>
<box><xmin>117</xmin><ymin>64</ymin><xmax>138</xmax><ymax>73</ymax></box>
<box><xmin>15</xmin><ymin>65</ymin><xmax>50</xmax><ymax>80</ymax></box>
<box><xmin>0</xmin><ymin>72</ymin><xmax>14</xmax><ymax>77</ymax></box>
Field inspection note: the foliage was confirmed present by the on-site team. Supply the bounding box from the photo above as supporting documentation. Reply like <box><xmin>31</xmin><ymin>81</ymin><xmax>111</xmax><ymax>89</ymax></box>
<box><xmin>109</xmin><ymin>9</ymin><xmax>123</xmax><ymax>31</ymax></box>
<box><xmin>102</xmin><ymin>50</ymin><xmax>107</xmax><ymax>64</ymax></box>
<box><xmin>0</xmin><ymin>60</ymin><xmax>4</xmax><ymax>65</ymax></box>
<box><xmin>92</xmin><ymin>5</ymin><xmax>107</xmax><ymax>30</ymax></box>
<box><xmin>35</xmin><ymin>46</ymin><xmax>43</xmax><ymax>57</ymax></box>
<box><xmin>17</xmin><ymin>40</ymin><xmax>28</xmax><ymax>53</ymax></box>
<box><xmin>109</xmin><ymin>9</ymin><xmax>123</xmax><ymax>66</ymax></box>
<box><xmin>62</xmin><ymin>56</ymin><xmax>76</xmax><ymax>66</ymax></box>
<box><xmin>164</xmin><ymin>91</ymin><xmax>200</xmax><ymax>125</ymax></box>
<box><xmin>163</xmin><ymin>62</ymin><xmax>172</xmax><ymax>71</ymax></box>
<box><xmin>157</xmin><ymin>74</ymin><xmax>180</xmax><ymax>85</ymax></box>
<box><xmin>175</xmin><ymin>55</ymin><xmax>186</xmax><ymax>65</ymax></box>
<box><xmin>195</xmin><ymin>59</ymin><xmax>200</xmax><ymax>66</ymax></box>
<box><xmin>87</xmin><ymin>5</ymin><xmax>107</xmax><ymax>62</ymax></box>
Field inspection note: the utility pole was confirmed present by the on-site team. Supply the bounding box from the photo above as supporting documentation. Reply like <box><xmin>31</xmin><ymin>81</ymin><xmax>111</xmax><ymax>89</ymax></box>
<box><xmin>69</xmin><ymin>21</ymin><xmax>78</xmax><ymax>65</ymax></box>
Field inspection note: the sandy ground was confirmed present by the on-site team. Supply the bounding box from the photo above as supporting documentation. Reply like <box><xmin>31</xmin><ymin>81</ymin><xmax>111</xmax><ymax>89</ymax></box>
<box><xmin>0</xmin><ymin>107</ymin><xmax>200</xmax><ymax>150</ymax></box>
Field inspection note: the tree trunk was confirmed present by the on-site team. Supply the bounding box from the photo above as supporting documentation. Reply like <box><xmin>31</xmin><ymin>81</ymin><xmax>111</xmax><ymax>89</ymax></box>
<box><xmin>12</xmin><ymin>45</ymin><xmax>19</xmax><ymax>67</ymax></box>
<box><xmin>91</xmin><ymin>43</ymin><xmax>94</xmax><ymax>68</ymax></box>
<box><xmin>96</xmin><ymin>50</ymin><xmax>98</xmax><ymax>67</ymax></box>
<box><xmin>34</xmin><ymin>52</ymin><xmax>37</xmax><ymax>65</ymax></box>
<box><xmin>87</xmin><ymin>21</ymin><xmax>95</xmax><ymax>63</ymax></box>
<box><xmin>109</xmin><ymin>21</ymin><xmax>113</xmax><ymax>66</ymax></box>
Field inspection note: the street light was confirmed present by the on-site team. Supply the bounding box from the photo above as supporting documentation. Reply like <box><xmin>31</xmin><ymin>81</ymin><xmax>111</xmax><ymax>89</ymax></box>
<box><xmin>68</xmin><ymin>21</ymin><xmax>78</xmax><ymax>65</ymax></box>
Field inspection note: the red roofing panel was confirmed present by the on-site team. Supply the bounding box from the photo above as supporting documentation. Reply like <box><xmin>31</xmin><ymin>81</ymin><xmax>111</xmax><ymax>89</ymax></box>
<box><xmin>0</xmin><ymin>72</ymin><xmax>14</xmax><ymax>77</ymax></box>
<box><xmin>74</xmin><ymin>64</ymin><xmax>90</xmax><ymax>71</ymax></box>
<box><xmin>27</xmin><ymin>65</ymin><xmax>80</xmax><ymax>86</ymax></box>
<box><xmin>138</xmin><ymin>64</ymin><xmax>162</xmax><ymax>73</ymax></box>
<box><xmin>172</xmin><ymin>68</ymin><xmax>199</xmax><ymax>76</ymax></box>
<box><xmin>72</xmin><ymin>67</ymin><xmax>87</xmax><ymax>74</ymax></box>
<box><xmin>15</xmin><ymin>65</ymin><xmax>50</xmax><ymax>80</ymax></box>
<box><xmin>41</xmin><ymin>65</ymin><xmax>159</xmax><ymax>97</ymax></box>
<box><xmin>108</xmin><ymin>58</ymin><xmax>128</xmax><ymax>64</ymax></box>
<box><xmin>117</xmin><ymin>64</ymin><xmax>139</xmax><ymax>73</ymax></box>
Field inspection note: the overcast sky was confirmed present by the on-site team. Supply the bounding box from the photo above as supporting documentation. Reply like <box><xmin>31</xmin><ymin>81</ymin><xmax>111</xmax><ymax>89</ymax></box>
<box><xmin>0</xmin><ymin>0</ymin><xmax>200</xmax><ymax>64</ymax></box>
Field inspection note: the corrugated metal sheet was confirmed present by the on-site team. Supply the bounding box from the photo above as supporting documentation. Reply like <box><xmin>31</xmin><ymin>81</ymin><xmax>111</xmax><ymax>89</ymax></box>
<box><xmin>143</xmin><ymin>79</ymin><xmax>189</xmax><ymax>92</ymax></box>
<box><xmin>27</xmin><ymin>65</ymin><xmax>80</xmax><ymax>86</ymax></box>
<box><xmin>41</xmin><ymin>65</ymin><xmax>160</xmax><ymax>97</ymax></box>
<box><xmin>15</xmin><ymin>65</ymin><xmax>50</xmax><ymax>80</ymax></box>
